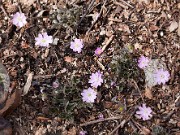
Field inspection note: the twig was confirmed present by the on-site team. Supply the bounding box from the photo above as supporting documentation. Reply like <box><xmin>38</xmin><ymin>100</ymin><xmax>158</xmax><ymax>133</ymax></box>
<box><xmin>33</xmin><ymin>74</ymin><xmax>55</xmax><ymax>79</ymax></box>
<box><xmin>102</xmin><ymin>35</ymin><xmax>115</xmax><ymax>52</ymax></box>
<box><xmin>163</xmin><ymin>110</ymin><xmax>175</xmax><ymax>121</ymax></box>
<box><xmin>96</xmin><ymin>59</ymin><xmax>105</xmax><ymax>70</ymax></box>
<box><xmin>120</xmin><ymin>0</ymin><xmax>134</xmax><ymax>8</ymax></box>
<box><xmin>80</xmin><ymin>116</ymin><xmax>122</xmax><ymax>127</ymax></box>
<box><xmin>86</xmin><ymin>0</ymin><xmax>108</xmax><ymax>33</ymax></box>
<box><xmin>0</xmin><ymin>5</ymin><xmax>10</xmax><ymax>20</ymax></box>
<box><xmin>109</xmin><ymin>107</ymin><xmax>136</xmax><ymax>135</ymax></box>
<box><xmin>17</xmin><ymin>3</ymin><xmax>22</xmax><ymax>13</ymax></box>
<box><xmin>109</xmin><ymin>119</ymin><xmax>126</xmax><ymax>135</ymax></box>
<box><xmin>113</xmin><ymin>1</ymin><xmax>128</xmax><ymax>9</ymax></box>
<box><xmin>131</xmin><ymin>79</ymin><xmax>145</xmax><ymax>102</ymax></box>
<box><xmin>76</xmin><ymin>0</ymin><xmax>95</xmax><ymax>29</ymax></box>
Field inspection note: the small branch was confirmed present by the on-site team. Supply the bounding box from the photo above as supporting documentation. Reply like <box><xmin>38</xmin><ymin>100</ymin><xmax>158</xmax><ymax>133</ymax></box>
<box><xmin>33</xmin><ymin>74</ymin><xmax>55</xmax><ymax>79</ymax></box>
<box><xmin>109</xmin><ymin>108</ymin><xmax>136</xmax><ymax>134</ymax></box>
<box><xmin>102</xmin><ymin>35</ymin><xmax>115</xmax><ymax>52</ymax></box>
<box><xmin>86</xmin><ymin>0</ymin><xmax>108</xmax><ymax>33</ymax></box>
<box><xmin>80</xmin><ymin>116</ymin><xmax>122</xmax><ymax>127</ymax></box>
<box><xmin>76</xmin><ymin>0</ymin><xmax>95</xmax><ymax>29</ymax></box>
<box><xmin>113</xmin><ymin>1</ymin><xmax>128</xmax><ymax>9</ymax></box>
<box><xmin>119</xmin><ymin>0</ymin><xmax>134</xmax><ymax>8</ymax></box>
<box><xmin>131</xmin><ymin>79</ymin><xmax>145</xmax><ymax>102</ymax></box>
<box><xmin>109</xmin><ymin>119</ymin><xmax>126</xmax><ymax>135</ymax></box>
<box><xmin>96</xmin><ymin>59</ymin><xmax>105</xmax><ymax>70</ymax></box>
<box><xmin>0</xmin><ymin>5</ymin><xmax>10</xmax><ymax>20</ymax></box>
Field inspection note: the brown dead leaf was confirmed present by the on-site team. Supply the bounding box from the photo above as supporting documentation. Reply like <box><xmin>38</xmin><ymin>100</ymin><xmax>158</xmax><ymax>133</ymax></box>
<box><xmin>21</xmin><ymin>41</ymin><xmax>30</xmax><ymax>49</ymax></box>
<box><xmin>140</xmin><ymin>126</ymin><xmax>151</xmax><ymax>135</ymax></box>
<box><xmin>149</xmin><ymin>25</ymin><xmax>159</xmax><ymax>31</ymax></box>
<box><xmin>103</xmin><ymin>101</ymin><xmax>113</xmax><ymax>109</ymax></box>
<box><xmin>169</xmin><ymin>21</ymin><xmax>178</xmax><ymax>32</ymax></box>
<box><xmin>36</xmin><ymin>117</ymin><xmax>51</xmax><ymax>122</ymax></box>
<box><xmin>0</xmin><ymin>89</ymin><xmax>21</xmax><ymax>116</ymax></box>
<box><xmin>67</xmin><ymin>126</ymin><xmax>76</xmax><ymax>135</ymax></box>
<box><xmin>118</xmin><ymin>24</ymin><xmax>131</xmax><ymax>33</ymax></box>
<box><xmin>145</xmin><ymin>87</ymin><xmax>153</xmax><ymax>99</ymax></box>
<box><xmin>35</xmin><ymin>126</ymin><xmax>47</xmax><ymax>135</ymax></box>
<box><xmin>64</xmin><ymin>56</ymin><xmax>73</xmax><ymax>63</ymax></box>
<box><xmin>19</xmin><ymin>0</ymin><xmax>35</xmax><ymax>6</ymax></box>
<box><xmin>23</xmin><ymin>72</ymin><xmax>33</xmax><ymax>96</ymax></box>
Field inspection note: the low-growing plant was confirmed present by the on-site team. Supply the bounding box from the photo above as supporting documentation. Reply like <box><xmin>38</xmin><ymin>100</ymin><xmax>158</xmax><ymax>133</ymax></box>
<box><xmin>110</xmin><ymin>50</ymin><xmax>141</xmax><ymax>92</ymax></box>
<box><xmin>49</xmin><ymin>76</ymin><xmax>90</xmax><ymax>120</ymax></box>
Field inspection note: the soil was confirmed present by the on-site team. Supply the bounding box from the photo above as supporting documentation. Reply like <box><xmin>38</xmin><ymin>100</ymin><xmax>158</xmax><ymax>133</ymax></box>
<box><xmin>0</xmin><ymin>0</ymin><xmax>180</xmax><ymax>135</ymax></box>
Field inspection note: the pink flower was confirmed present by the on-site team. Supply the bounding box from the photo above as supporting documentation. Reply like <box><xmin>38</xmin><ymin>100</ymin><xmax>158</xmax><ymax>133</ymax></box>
<box><xmin>154</xmin><ymin>68</ymin><xmax>170</xmax><ymax>85</ymax></box>
<box><xmin>12</xmin><ymin>12</ymin><xmax>27</xmax><ymax>28</ymax></box>
<box><xmin>136</xmin><ymin>104</ymin><xmax>152</xmax><ymax>121</ymax></box>
<box><xmin>88</xmin><ymin>71</ymin><xmax>103</xmax><ymax>88</ymax></box>
<box><xmin>52</xmin><ymin>80</ymin><xmax>59</xmax><ymax>88</ymax></box>
<box><xmin>98</xmin><ymin>113</ymin><xmax>104</xmax><ymax>120</ymax></box>
<box><xmin>81</xmin><ymin>88</ymin><xmax>97</xmax><ymax>103</ymax></box>
<box><xmin>138</xmin><ymin>56</ymin><xmax>149</xmax><ymax>69</ymax></box>
<box><xmin>35</xmin><ymin>32</ymin><xmax>53</xmax><ymax>47</ymax></box>
<box><xmin>70</xmin><ymin>38</ymin><xmax>83</xmax><ymax>53</ymax></box>
<box><xmin>95</xmin><ymin>47</ymin><xmax>102</xmax><ymax>56</ymax></box>
<box><xmin>79</xmin><ymin>131</ymin><xmax>87</xmax><ymax>135</ymax></box>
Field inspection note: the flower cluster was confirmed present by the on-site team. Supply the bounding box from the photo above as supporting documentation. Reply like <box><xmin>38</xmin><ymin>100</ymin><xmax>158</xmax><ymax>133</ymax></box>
<box><xmin>136</xmin><ymin>104</ymin><xmax>153</xmax><ymax>121</ymax></box>
<box><xmin>81</xmin><ymin>71</ymin><xmax>103</xmax><ymax>103</ymax></box>
<box><xmin>138</xmin><ymin>56</ymin><xmax>170</xmax><ymax>87</ymax></box>
<box><xmin>12</xmin><ymin>12</ymin><xmax>53</xmax><ymax>47</ymax></box>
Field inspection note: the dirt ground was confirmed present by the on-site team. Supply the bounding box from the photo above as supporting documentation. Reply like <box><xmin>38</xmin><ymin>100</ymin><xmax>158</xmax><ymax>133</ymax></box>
<box><xmin>0</xmin><ymin>0</ymin><xmax>180</xmax><ymax>135</ymax></box>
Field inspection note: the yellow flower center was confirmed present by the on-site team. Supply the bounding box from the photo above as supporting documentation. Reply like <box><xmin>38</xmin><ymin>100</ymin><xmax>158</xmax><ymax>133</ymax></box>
<box><xmin>75</xmin><ymin>43</ymin><xmax>79</xmax><ymax>48</ymax></box>
<box><xmin>160</xmin><ymin>74</ymin><xmax>164</xmax><ymax>79</ymax></box>
<box><xmin>88</xmin><ymin>93</ymin><xmax>92</xmax><ymax>97</ymax></box>
<box><xmin>41</xmin><ymin>39</ymin><xmax>46</xmax><ymax>43</ymax></box>
<box><xmin>18</xmin><ymin>17</ymin><xmax>22</xmax><ymax>22</ymax></box>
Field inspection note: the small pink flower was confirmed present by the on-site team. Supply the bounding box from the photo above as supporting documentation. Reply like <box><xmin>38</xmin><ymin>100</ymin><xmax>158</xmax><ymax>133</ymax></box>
<box><xmin>95</xmin><ymin>47</ymin><xmax>102</xmax><ymax>56</ymax></box>
<box><xmin>79</xmin><ymin>131</ymin><xmax>87</xmax><ymax>135</ymax></box>
<box><xmin>12</xmin><ymin>12</ymin><xmax>27</xmax><ymax>28</ymax></box>
<box><xmin>81</xmin><ymin>88</ymin><xmax>97</xmax><ymax>103</ymax></box>
<box><xmin>136</xmin><ymin>104</ymin><xmax>152</xmax><ymax>121</ymax></box>
<box><xmin>154</xmin><ymin>68</ymin><xmax>170</xmax><ymax>85</ymax></box>
<box><xmin>35</xmin><ymin>32</ymin><xmax>53</xmax><ymax>47</ymax></box>
<box><xmin>88</xmin><ymin>71</ymin><xmax>103</xmax><ymax>88</ymax></box>
<box><xmin>70</xmin><ymin>38</ymin><xmax>83</xmax><ymax>53</ymax></box>
<box><xmin>52</xmin><ymin>80</ymin><xmax>59</xmax><ymax>88</ymax></box>
<box><xmin>98</xmin><ymin>113</ymin><xmax>104</xmax><ymax>120</ymax></box>
<box><xmin>138</xmin><ymin>56</ymin><xmax>149</xmax><ymax>69</ymax></box>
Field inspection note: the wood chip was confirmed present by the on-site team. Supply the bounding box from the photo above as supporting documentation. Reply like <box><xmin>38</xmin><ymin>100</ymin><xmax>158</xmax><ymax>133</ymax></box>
<box><xmin>144</xmin><ymin>87</ymin><xmax>153</xmax><ymax>99</ymax></box>
<box><xmin>23</xmin><ymin>72</ymin><xmax>33</xmax><ymax>96</ymax></box>
<box><xmin>169</xmin><ymin>21</ymin><xmax>178</xmax><ymax>32</ymax></box>
<box><xmin>178</xmin><ymin>19</ymin><xmax>180</xmax><ymax>36</ymax></box>
<box><xmin>64</xmin><ymin>56</ymin><xmax>73</xmax><ymax>63</ymax></box>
